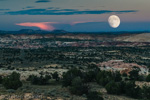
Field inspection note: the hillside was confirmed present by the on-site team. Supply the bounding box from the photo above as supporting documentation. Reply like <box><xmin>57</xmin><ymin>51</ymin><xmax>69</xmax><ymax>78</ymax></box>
<box><xmin>115</xmin><ymin>33</ymin><xmax>150</xmax><ymax>42</ymax></box>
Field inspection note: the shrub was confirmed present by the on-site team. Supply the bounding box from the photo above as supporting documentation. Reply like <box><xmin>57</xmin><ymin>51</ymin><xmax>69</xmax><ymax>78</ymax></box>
<box><xmin>122</xmin><ymin>73</ymin><xmax>127</xmax><ymax>77</ymax></box>
<box><xmin>2</xmin><ymin>72</ymin><xmax>22</xmax><ymax>90</ymax></box>
<box><xmin>96</xmin><ymin>71</ymin><xmax>113</xmax><ymax>86</ymax></box>
<box><xmin>69</xmin><ymin>77</ymin><xmax>89</xmax><ymax>95</ymax></box>
<box><xmin>142</xmin><ymin>85</ymin><xmax>150</xmax><ymax>99</ymax></box>
<box><xmin>87</xmin><ymin>64</ymin><xmax>98</xmax><ymax>69</ymax></box>
<box><xmin>27</xmin><ymin>75</ymin><xmax>50</xmax><ymax>85</ymax></box>
<box><xmin>87</xmin><ymin>91</ymin><xmax>103</xmax><ymax>100</ymax></box>
<box><xmin>146</xmin><ymin>74</ymin><xmax>150</xmax><ymax>82</ymax></box>
<box><xmin>62</xmin><ymin>68</ymin><xmax>83</xmax><ymax>87</ymax></box>
<box><xmin>114</xmin><ymin>71</ymin><xmax>122</xmax><ymax>82</ymax></box>
<box><xmin>0</xmin><ymin>76</ymin><xmax>2</xmax><ymax>84</ymax></box>
<box><xmin>52</xmin><ymin>72</ymin><xmax>59</xmax><ymax>81</ymax></box>
<box><xmin>83</xmin><ymin>71</ymin><xmax>96</xmax><ymax>82</ymax></box>
<box><xmin>105</xmin><ymin>81</ymin><xmax>121</xmax><ymax>95</ymax></box>
<box><xmin>129</xmin><ymin>67</ymin><xmax>140</xmax><ymax>81</ymax></box>
<box><xmin>125</xmin><ymin>81</ymin><xmax>142</xmax><ymax>99</ymax></box>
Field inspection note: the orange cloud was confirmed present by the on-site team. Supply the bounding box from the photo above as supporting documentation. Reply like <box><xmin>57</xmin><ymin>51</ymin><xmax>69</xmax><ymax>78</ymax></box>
<box><xmin>16</xmin><ymin>22</ymin><xmax>57</xmax><ymax>31</ymax></box>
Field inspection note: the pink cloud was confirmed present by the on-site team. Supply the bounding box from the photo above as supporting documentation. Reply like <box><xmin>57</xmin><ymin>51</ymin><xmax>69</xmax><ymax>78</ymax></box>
<box><xmin>16</xmin><ymin>22</ymin><xmax>58</xmax><ymax>31</ymax></box>
<box><xmin>71</xmin><ymin>21</ymin><xmax>94</xmax><ymax>25</ymax></box>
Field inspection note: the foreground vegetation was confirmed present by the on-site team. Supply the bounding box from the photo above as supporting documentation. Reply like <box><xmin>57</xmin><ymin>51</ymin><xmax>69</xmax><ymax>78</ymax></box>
<box><xmin>0</xmin><ymin>65</ymin><xmax>150</xmax><ymax>100</ymax></box>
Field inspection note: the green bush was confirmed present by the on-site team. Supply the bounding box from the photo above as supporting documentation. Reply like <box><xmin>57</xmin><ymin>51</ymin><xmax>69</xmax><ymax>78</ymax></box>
<box><xmin>87</xmin><ymin>91</ymin><xmax>103</xmax><ymax>100</ymax></box>
<box><xmin>27</xmin><ymin>75</ymin><xmax>50</xmax><ymax>85</ymax></box>
<box><xmin>96</xmin><ymin>71</ymin><xmax>122</xmax><ymax>87</ymax></box>
<box><xmin>62</xmin><ymin>68</ymin><xmax>83</xmax><ymax>87</ymax></box>
<box><xmin>2</xmin><ymin>72</ymin><xmax>22</xmax><ymax>90</ymax></box>
<box><xmin>96</xmin><ymin>71</ymin><xmax>114</xmax><ymax>86</ymax></box>
<box><xmin>122</xmin><ymin>73</ymin><xmax>127</xmax><ymax>77</ymax></box>
<box><xmin>129</xmin><ymin>67</ymin><xmax>140</xmax><ymax>81</ymax></box>
<box><xmin>69</xmin><ymin>77</ymin><xmax>89</xmax><ymax>95</ymax></box>
<box><xmin>105</xmin><ymin>80</ymin><xmax>142</xmax><ymax>99</ymax></box>
<box><xmin>114</xmin><ymin>71</ymin><xmax>122</xmax><ymax>82</ymax></box>
<box><xmin>83</xmin><ymin>71</ymin><xmax>96</xmax><ymax>82</ymax></box>
<box><xmin>0</xmin><ymin>76</ymin><xmax>2</xmax><ymax>84</ymax></box>
<box><xmin>146</xmin><ymin>74</ymin><xmax>150</xmax><ymax>82</ymax></box>
<box><xmin>125</xmin><ymin>81</ymin><xmax>142</xmax><ymax>99</ymax></box>
<box><xmin>142</xmin><ymin>85</ymin><xmax>150</xmax><ymax>99</ymax></box>
<box><xmin>105</xmin><ymin>81</ymin><xmax>121</xmax><ymax>95</ymax></box>
<box><xmin>52</xmin><ymin>72</ymin><xmax>59</xmax><ymax>81</ymax></box>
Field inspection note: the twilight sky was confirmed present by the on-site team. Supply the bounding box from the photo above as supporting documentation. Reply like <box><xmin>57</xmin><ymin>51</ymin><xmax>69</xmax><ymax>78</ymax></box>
<box><xmin>0</xmin><ymin>0</ymin><xmax>150</xmax><ymax>32</ymax></box>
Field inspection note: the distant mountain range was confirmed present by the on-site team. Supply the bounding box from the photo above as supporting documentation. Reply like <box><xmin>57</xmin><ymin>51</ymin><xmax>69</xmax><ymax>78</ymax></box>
<box><xmin>0</xmin><ymin>29</ymin><xmax>149</xmax><ymax>35</ymax></box>
<box><xmin>0</xmin><ymin>29</ymin><xmax>50</xmax><ymax>34</ymax></box>
<box><xmin>0</xmin><ymin>29</ymin><xmax>68</xmax><ymax>34</ymax></box>
<box><xmin>0</xmin><ymin>29</ymin><xmax>150</xmax><ymax>42</ymax></box>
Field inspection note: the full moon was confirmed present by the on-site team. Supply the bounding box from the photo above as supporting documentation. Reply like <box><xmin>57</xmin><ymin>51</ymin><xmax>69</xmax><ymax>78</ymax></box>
<box><xmin>108</xmin><ymin>15</ymin><xmax>120</xmax><ymax>28</ymax></box>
